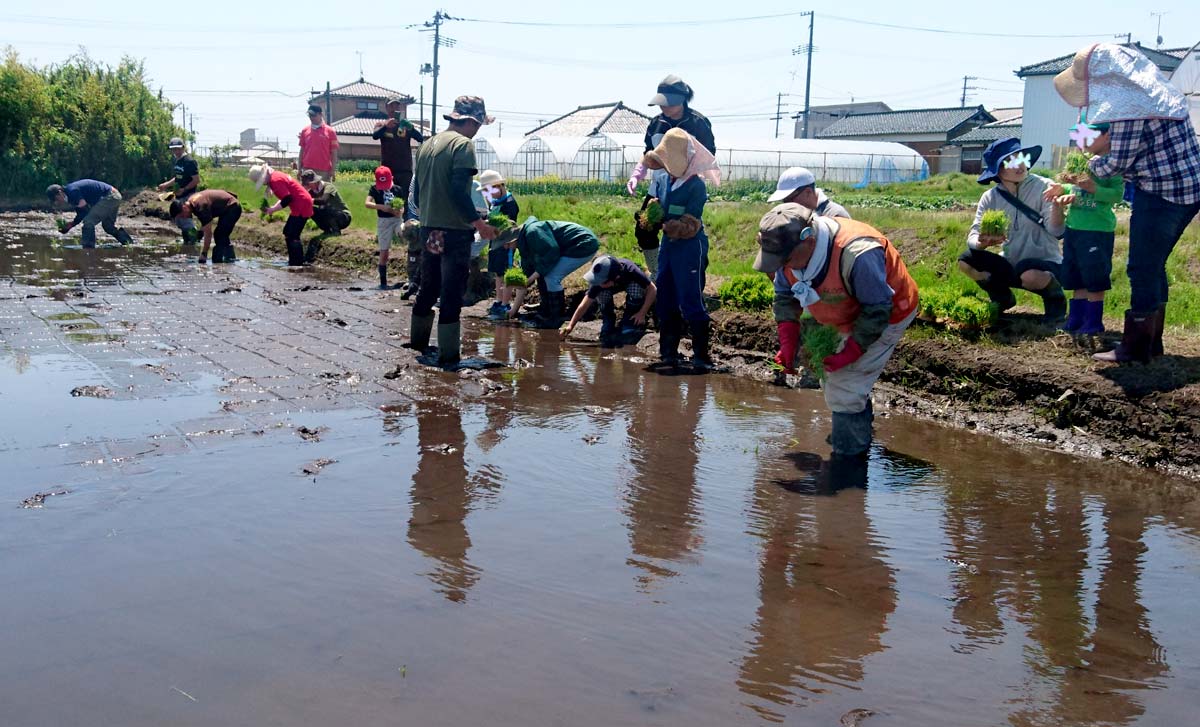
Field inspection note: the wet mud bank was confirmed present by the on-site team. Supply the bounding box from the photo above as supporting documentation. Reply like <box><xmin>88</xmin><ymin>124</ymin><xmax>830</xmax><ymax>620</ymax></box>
<box><xmin>20</xmin><ymin>194</ymin><xmax>1200</xmax><ymax>479</ymax></box>
<box><xmin>711</xmin><ymin>311</ymin><xmax>1200</xmax><ymax>479</ymax></box>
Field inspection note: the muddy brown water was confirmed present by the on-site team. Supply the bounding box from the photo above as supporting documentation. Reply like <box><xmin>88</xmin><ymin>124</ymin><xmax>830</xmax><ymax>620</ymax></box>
<box><xmin>2</xmin><ymin>221</ymin><xmax>1199</xmax><ymax>726</ymax></box>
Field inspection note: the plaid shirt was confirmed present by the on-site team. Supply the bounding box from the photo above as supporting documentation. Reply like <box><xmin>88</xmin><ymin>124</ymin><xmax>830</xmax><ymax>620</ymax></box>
<box><xmin>1090</xmin><ymin>116</ymin><xmax>1200</xmax><ymax>205</ymax></box>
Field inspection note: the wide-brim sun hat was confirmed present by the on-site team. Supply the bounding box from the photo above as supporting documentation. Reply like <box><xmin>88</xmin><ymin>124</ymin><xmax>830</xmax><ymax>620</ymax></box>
<box><xmin>977</xmin><ymin>137</ymin><xmax>1042</xmax><ymax>184</ymax></box>
<box><xmin>643</xmin><ymin>128</ymin><xmax>691</xmax><ymax>178</ymax></box>
<box><xmin>248</xmin><ymin>164</ymin><xmax>273</xmax><ymax>190</ymax></box>
<box><xmin>1053</xmin><ymin>43</ymin><xmax>1188</xmax><ymax>124</ymax></box>
<box><xmin>478</xmin><ymin>169</ymin><xmax>505</xmax><ymax>187</ymax></box>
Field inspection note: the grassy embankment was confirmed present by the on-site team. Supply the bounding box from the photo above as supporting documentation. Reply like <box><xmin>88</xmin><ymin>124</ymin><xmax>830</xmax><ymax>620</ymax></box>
<box><xmin>199</xmin><ymin>169</ymin><xmax>1200</xmax><ymax>329</ymax></box>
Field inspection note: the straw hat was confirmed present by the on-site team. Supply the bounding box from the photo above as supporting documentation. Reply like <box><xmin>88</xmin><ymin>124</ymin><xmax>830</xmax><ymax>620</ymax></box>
<box><xmin>248</xmin><ymin>164</ymin><xmax>272</xmax><ymax>190</ymax></box>
<box><xmin>1053</xmin><ymin>45</ymin><xmax>1094</xmax><ymax>108</ymax></box>
<box><xmin>643</xmin><ymin>128</ymin><xmax>690</xmax><ymax>178</ymax></box>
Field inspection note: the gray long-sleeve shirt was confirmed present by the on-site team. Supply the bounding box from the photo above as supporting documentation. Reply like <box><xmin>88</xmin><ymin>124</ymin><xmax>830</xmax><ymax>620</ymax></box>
<box><xmin>967</xmin><ymin>175</ymin><xmax>1064</xmax><ymax>264</ymax></box>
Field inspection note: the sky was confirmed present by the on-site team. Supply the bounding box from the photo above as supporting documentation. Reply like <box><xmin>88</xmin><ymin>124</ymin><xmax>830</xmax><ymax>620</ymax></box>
<box><xmin>3</xmin><ymin>0</ymin><xmax>1197</xmax><ymax>151</ymax></box>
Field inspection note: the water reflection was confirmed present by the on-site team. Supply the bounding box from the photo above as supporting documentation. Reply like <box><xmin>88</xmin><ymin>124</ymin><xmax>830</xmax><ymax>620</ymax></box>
<box><xmin>407</xmin><ymin>398</ymin><xmax>482</xmax><ymax>603</ymax></box>
<box><xmin>623</xmin><ymin>374</ymin><xmax>707</xmax><ymax>589</ymax></box>
<box><xmin>738</xmin><ymin>444</ymin><xmax>897</xmax><ymax>720</ymax></box>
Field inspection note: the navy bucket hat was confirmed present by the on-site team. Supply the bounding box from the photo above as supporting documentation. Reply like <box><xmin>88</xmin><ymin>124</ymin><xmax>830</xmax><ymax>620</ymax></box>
<box><xmin>978</xmin><ymin>137</ymin><xmax>1042</xmax><ymax>184</ymax></box>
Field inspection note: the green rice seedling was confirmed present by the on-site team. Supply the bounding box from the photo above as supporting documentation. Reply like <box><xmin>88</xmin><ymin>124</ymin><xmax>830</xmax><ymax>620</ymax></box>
<box><xmin>802</xmin><ymin>323</ymin><xmax>842</xmax><ymax>380</ymax></box>
<box><xmin>55</xmin><ymin>217</ymin><xmax>69</xmax><ymax>233</ymax></box>
<box><xmin>487</xmin><ymin>209</ymin><xmax>514</xmax><ymax>232</ymax></box>
<box><xmin>635</xmin><ymin>199</ymin><xmax>664</xmax><ymax>231</ymax></box>
<box><xmin>979</xmin><ymin>209</ymin><xmax>1009</xmax><ymax>237</ymax></box>
<box><xmin>503</xmin><ymin>268</ymin><xmax>527</xmax><ymax>287</ymax></box>
<box><xmin>389</xmin><ymin>196</ymin><xmax>405</xmax><ymax>211</ymax></box>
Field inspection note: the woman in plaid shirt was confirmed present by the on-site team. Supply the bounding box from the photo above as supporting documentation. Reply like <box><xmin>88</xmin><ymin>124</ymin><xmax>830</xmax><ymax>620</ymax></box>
<box><xmin>1056</xmin><ymin>43</ymin><xmax>1200</xmax><ymax>363</ymax></box>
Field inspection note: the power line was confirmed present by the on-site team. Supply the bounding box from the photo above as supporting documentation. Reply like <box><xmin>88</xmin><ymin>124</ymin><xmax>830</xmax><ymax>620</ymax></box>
<box><xmin>822</xmin><ymin>14</ymin><xmax>1116</xmax><ymax>39</ymax></box>
<box><xmin>825</xmin><ymin>13</ymin><xmax>1113</xmax><ymax>38</ymax></box>
<box><xmin>456</xmin><ymin>10</ymin><xmax>815</xmax><ymax>29</ymax></box>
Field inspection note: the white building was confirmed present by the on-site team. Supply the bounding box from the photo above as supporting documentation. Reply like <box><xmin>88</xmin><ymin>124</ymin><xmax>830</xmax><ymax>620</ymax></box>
<box><xmin>1015</xmin><ymin>43</ymin><xmax>1191</xmax><ymax>169</ymax></box>
<box><xmin>1170</xmin><ymin>43</ymin><xmax>1200</xmax><ymax>136</ymax></box>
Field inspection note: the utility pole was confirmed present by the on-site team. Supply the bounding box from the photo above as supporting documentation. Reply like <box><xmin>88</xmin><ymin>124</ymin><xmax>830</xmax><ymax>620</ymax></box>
<box><xmin>179</xmin><ymin>103</ymin><xmax>186</xmax><ymax>130</ymax></box>
<box><xmin>792</xmin><ymin>12</ymin><xmax>816</xmax><ymax>139</ymax></box>
<box><xmin>961</xmin><ymin>76</ymin><xmax>978</xmax><ymax>108</ymax></box>
<box><xmin>418</xmin><ymin>63</ymin><xmax>433</xmax><ymax>132</ymax></box>
<box><xmin>325</xmin><ymin>81</ymin><xmax>332</xmax><ymax>123</ymax></box>
<box><xmin>774</xmin><ymin>93</ymin><xmax>784</xmax><ymax>138</ymax></box>
<box><xmin>417</xmin><ymin>10</ymin><xmax>460</xmax><ymax>135</ymax></box>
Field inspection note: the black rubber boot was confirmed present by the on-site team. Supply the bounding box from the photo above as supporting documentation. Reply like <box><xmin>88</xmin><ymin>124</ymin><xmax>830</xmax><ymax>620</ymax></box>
<box><xmin>1093</xmin><ymin>310</ymin><xmax>1154</xmax><ymax>364</ymax></box>
<box><xmin>689</xmin><ymin>319</ymin><xmax>715</xmax><ymax>372</ymax></box>
<box><xmin>213</xmin><ymin>242</ymin><xmax>236</xmax><ymax>263</ymax></box>
<box><xmin>978</xmin><ymin>277</ymin><xmax>1016</xmax><ymax>312</ymax></box>
<box><xmin>1038</xmin><ymin>278</ymin><xmax>1067</xmax><ymax>324</ymax></box>
<box><xmin>304</xmin><ymin>239</ymin><xmax>322</xmax><ymax>264</ymax></box>
<box><xmin>286</xmin><ymin>239</ymin><xmax>305</xmax><ymax>266</ymax></box>
<box><xmin>524</xmin><ymin>290</ymin><xmax>564</xmax><ymax>329</ymax></box>
<box><xmin>657</xmin><ymin>313</ymin><xmax>683</xmax><ymax>367</ymax></box>
<box><xmin>115</xmin><ymin>228</ymin><xmax>134</xmax><ymax>245</ymax></box>
<box><xmin>829</xmin><ymin>409</ymin><xmax>874</xmax><ymax>457</ymax></box>
<box><xmin>80</xmin><ymin>226</ymin><xmax>97</xmax><ymax>249</ymax></box>
<box><xmin>407</xmin><ymin>313</ymin><xmax>435</xmax><ymax>353</ymax></box>
<box><xmin>378</xmin><ymin>264</ymin><xmax>389</xmax><ymax>290</ymax></box>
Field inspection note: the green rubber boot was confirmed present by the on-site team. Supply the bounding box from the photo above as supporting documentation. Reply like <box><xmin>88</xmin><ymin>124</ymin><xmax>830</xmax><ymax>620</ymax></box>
<box><xmin>408</xmin><ymin>313</ymin><xmax>435</xmax><ymax>353</ymax></box>
<box><xmin>437</xmin><ymin>323</ymin><xmax>461</xmax><ymax>369</ymax></box>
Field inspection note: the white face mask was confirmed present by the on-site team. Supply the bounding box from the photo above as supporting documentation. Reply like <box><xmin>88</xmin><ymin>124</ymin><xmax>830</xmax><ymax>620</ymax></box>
<box><xmin>311</xmin><ymin>121</ymin><xmax>323</xmax><ymax>129</ymax></box>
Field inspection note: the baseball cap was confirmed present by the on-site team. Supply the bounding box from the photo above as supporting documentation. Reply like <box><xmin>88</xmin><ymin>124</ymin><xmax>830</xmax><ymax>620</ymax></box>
<box><xmin>374</xmin><ymin>165</ymin><xmax>393</xmax><ymax>190</ymax></box>
<box><xmin>583</xmin><ymin>256</ymin><xmax>616</xmax><ymax>286</ymax></box>
<box><xmin>168</xmin><ymin>137</ymin><xmax>185</xmax><ymax>149</ymax></box>
<box><xmin>307</xmin><ymin>103</ymin><xmax>323</xmax><ymax>115</ymax></box>
<box><xmin>386</xmin><ymin>96</ymin><xmax>404</xmax><ymax>106</ymax></box>
<box><xmin>754</xmin><ymin>203</ymin><xmax>815</xmax><ymax>273</ymax></box>
<box><xmin>768</xmin><ymin>167</ymin><xmax>816</xmax><ymax>202</ymax></box>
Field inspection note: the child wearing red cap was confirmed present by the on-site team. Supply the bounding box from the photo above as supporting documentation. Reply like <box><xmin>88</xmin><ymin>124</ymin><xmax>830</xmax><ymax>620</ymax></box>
<box><xmin>364</xmin><ymin>165</ymin><xmax>408</xmax><ymax>289</ymax></box>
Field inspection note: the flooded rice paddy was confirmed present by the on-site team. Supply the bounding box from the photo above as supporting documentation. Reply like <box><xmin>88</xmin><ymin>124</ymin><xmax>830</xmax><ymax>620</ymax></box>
<box><xmin>2</xmin><ymin>222</ymin><xmax>1198</xmax><ymax>726</ymax></box>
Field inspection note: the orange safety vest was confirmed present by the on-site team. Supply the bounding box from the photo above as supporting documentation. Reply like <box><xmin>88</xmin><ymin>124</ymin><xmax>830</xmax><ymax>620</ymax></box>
<box><xmin>782</xmin><ymin>219</ymin><xmax>918</xmax><ymax>333</ymax></box>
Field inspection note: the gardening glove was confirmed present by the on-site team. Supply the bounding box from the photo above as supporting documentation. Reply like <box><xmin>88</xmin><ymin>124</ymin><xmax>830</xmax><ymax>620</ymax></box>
<box><xmin>775</xmin><ymin>320</ymin><xmax>801</xmax><ymax>374</ymax></box>
<box><xmin>822</xmin><ymin>338</ymin><xmax>864</xmax><ymax>373</ymax></box>
<box><xmin>626</xmin><ymin>162</ymin><xmax>648</xmax><ymax>195</ymax></box>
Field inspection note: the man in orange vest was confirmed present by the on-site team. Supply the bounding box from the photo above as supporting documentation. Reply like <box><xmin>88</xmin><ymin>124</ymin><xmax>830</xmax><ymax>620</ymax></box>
<box><xmin>754</xmin><ymin>203</ymin><xmax>919</xmax><ymax>457</ymax></box>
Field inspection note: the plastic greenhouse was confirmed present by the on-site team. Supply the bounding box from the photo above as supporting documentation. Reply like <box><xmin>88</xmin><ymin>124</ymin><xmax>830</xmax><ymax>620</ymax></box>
<box><xmin>1170</xmin><ymin>42</ymin><xmax>1200</xmax><ymax>139</ymax></box>
<box><xmin>479</xmin><ymin>133</ymin><xmax>928</xmax><ymax>186</ymax></box>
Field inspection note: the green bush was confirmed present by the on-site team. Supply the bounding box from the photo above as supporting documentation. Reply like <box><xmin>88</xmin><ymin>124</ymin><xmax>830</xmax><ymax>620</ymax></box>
<box><xmin>0</xmin><ymin>50</ymin><xmax>183</xmax><ymax>198</ymax></box>
<box><xmin>717</xmin><ymin>273</ymin><xmax>774</xmax><ymax>311</ymax></box>
<box><xmin>337</xmin><ymin>159</ymin><xmax>382</xmax><ymax>174</ymax></box>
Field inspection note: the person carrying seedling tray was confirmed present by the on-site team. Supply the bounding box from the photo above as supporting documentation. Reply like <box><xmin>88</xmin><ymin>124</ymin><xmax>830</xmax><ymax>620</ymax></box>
<box><xmin>958</xmin><ymin>137</ymin><xmax>1067</xmax><ymax>323</ymax></box>
<box><xmin>562</xmin><ymin>255</ymin><xmax>658</xmax><ymax>349</ymax></box>
<box><xmin>170</xmin><ymin>189</ymin><xmax>242</xmax><ymax>264</ymax></box>
<box><xmin>1040</xmin><ymin>130</ymin><xmax>1122</xmax><ymax>339</ymax></box>
<box><xmin>364</xmin><ymin>166</ymin><xmax>408</xmax><ymax>290</ymax></box>
<box><xmin>478</xmin><ymin>169</ymin><xmax>521</xmax><ymax>321</ymax></box>
<box><xmin>755</xmin><ymin>203</ymin><xmax>918</xmax><ymax>459</ymax></box>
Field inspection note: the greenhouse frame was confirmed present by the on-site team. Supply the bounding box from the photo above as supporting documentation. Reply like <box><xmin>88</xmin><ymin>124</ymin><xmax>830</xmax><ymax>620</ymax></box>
<box><xmin>476</xmin><ymin>133</ymin><xmax>929</xmax><ymax>186</ymax></box>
